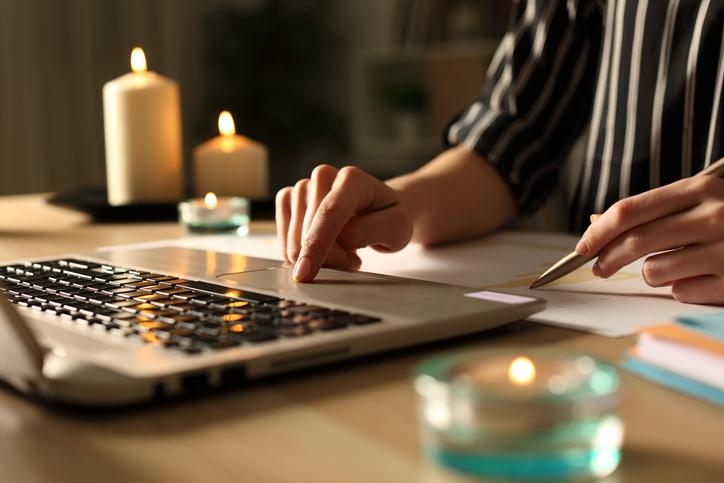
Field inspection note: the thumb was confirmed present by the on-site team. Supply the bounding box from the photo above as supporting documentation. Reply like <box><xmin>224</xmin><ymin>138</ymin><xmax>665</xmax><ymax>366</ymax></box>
<box><xmin>336</xmin><ymin>203</ymin><xmax>412</xmax><ymax>253</ymax></box>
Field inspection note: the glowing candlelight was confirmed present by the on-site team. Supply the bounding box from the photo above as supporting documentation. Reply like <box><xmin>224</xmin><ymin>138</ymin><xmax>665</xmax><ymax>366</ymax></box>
<box><xmin>130</xmin><ymin>47</ymin><xmax>147</xmax><ymax>73</ymax></box>
<box><xmin>204</xmin><ymin>192</ymin><xmax>218</xmax><ymax>209</ymax></box>
<box><xmin>509</xmin><ymin>356</ymin><xmax>536</xmax><ymax>386</ymax></box>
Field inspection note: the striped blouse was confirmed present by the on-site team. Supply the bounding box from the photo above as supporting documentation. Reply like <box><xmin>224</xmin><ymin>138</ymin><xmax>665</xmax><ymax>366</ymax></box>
<box><xmin>446</xmin><ymin>0</ymin><xmax>724</xmax><ymax>232</ymax></box>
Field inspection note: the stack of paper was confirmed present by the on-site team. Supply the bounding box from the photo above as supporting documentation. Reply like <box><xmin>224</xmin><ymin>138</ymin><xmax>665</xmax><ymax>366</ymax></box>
<box><xmin>622</xmin><ymin>313</ymin><xmax>724</xmax><ymax>407</ymax></box>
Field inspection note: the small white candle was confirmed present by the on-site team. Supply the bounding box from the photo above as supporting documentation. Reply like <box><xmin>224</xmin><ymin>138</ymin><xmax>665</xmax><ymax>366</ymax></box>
<box><xmin>193</xmin><ymin>111</ymin><xmax>268</xmax><ymax>199</ymax></box>
<box><xmin>103</xmin><ymin>47</ymin><xmax>183</xmax><ymax>206</ymax></box>
<box><xmin>178</xmin><ymin>191</ymin><xmax>250</xmax><ymax>234</ymax></box>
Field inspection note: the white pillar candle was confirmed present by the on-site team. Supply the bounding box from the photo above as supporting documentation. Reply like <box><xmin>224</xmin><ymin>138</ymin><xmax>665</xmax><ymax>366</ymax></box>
<box><xmin>193</xmin><ymin>111</ymin><xmax>269</xmax><ymax>199</ymax></box>
<box><xmin>103</xmin><ymin>47</ymin><xmax>183</xmax><ymax>206</ymax></box>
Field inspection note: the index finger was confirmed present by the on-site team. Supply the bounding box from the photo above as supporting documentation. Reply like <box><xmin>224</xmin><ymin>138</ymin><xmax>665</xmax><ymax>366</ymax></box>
<box><xmin>576</xmin><ymin>178</ymin><xmax>699</xmax><ymax>257</ymax></box>
<box><xmin>293</xmin><ymin>167</ymin><xmax>396</xmax><ymax>282</ymax></box>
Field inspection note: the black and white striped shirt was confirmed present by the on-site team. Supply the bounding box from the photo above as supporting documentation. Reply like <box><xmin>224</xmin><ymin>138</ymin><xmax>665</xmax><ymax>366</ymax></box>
<box><xmin>446</xmin><ymin>0</ymin><xmax>724</xmax><ymax>232</ymax></box>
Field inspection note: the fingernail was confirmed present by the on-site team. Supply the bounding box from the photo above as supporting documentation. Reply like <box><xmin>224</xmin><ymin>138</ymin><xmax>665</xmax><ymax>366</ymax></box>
<box><xmin>575</xmin><ymin>236</ymin><xmax>589</xmax><ymax>256</ymax></box>
<box><xmin>592</xmin><ymin>261</ymin><xmax>601</xmax><ymax>277</ymax></box>
<box><xmin>293</xmin><ymin>256</ymin><xmax>312</xmax><ymax>282</ymax></box>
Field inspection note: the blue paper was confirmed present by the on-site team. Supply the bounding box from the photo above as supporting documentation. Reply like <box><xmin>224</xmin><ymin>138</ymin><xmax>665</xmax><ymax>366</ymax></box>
<box><xmin>621</xmin><ymin>356</ymin><xmax>724</xmax><ymax>408</ymax></box>
<box><xmin>675</xmin><ymin>312</ymin><xmax>724</xmax><ymax>341</ymax></box>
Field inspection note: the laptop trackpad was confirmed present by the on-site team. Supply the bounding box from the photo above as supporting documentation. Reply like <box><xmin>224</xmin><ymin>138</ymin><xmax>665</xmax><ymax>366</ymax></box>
<box><xmin>219</xmin><ymin>266</ymin><xmax>406</xmax><ymax>289</ymax></box>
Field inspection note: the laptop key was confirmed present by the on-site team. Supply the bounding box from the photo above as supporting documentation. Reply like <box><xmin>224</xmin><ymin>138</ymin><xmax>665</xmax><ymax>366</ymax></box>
<box><xmin>138</xmin><ymin>284</ymin><xmax>167</xmax><ymax>292</ymax></box>
<box><xmin>152</xmin><ymin>298</ymin><xmax>190</xmax><ymax>307</ymax></box>
<box><xmin>117</xmin><ymin>290</ymin><xmax>150</xmax><ymax>299</ymax></box>
<box><xmin>102</xmin><ymin>286</ymin><xmax>137</xmax><ymax>296</ymax></box>
<box><xmin>108</xmin><ymin>277</ymin><xmax>140</xmax><ymax>286</ymax></box>
<box><xmin>189</xmin><ymin>294</ymin><xmax>223</xmax><ymax>305</ymax></box>
<box><xmin>157</xmin><ymin>278</ymin><xmax>191</xmax><ymax>287</ymax></box>
<box><xmin>147</xmin><ymin>275</ymin><xmax>180</xmax><ymax>283</ymax></box>
<box><xmin>134</xmin><ymin>293</ymin><xmax>166</xmax><ymax>302</ymax></box>
<box><xmin>167</xmin><ymin>290</ymin><xmax>196</xmax><ymax>299</ymax></box>
<box><xmin>124</xmin><ymin>280</ymin><xmax>156</xmax><ymax>289</ymax></box>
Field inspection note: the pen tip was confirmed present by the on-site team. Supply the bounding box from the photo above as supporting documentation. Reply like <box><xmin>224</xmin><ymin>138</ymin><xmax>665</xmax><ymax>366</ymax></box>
<box><xmin>529</xmin><ymin>279</ymin><xmax>543</xmax><ymax>290</ymax></box>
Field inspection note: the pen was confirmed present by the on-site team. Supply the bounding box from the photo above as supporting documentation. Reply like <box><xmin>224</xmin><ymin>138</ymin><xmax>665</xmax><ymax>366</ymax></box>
<box><xmin>529</xmin><ymin>157</ymin><xmax>724</xmax><ymax>289</ymax></box>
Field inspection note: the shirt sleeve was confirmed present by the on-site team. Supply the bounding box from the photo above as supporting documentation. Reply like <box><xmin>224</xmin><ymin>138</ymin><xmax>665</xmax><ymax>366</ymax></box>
<box><xmin>445</xmin><ymin>0</ymin><xmax>602</xmax><ymax>215</ymax></box>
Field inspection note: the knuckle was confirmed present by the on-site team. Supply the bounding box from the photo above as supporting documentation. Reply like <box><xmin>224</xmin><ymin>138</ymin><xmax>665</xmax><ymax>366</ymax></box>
<box><xmin>275</xmin><ymin>186</ymin><xmax>292</xmax><ymax>204</ymax></box>
<box><xmin>610</xmin><ymin>199</ymin><xmax>634</xmax><ymax>224</ymax></box>
<box><xmin>338</xmin><ymin>165</ymin><xmax>363</xmax><ymax>184</ymax></box>
<box><xmin>623</xmin><ymin>231</ymin><xmax>645</xmax><ymax>253</ymax></box>
<box><xmin>294</xmin><ymin>178</ymin><xmax>309</xmax><ymax>191</ymax></box>
<box><xmin>311</xmin><ymin>164</ymin><xmax>337</xmax><ymax>182</ymax></box>
<box><xmin>292</xmin><ymin>179</ymin><xmax>310</xmax><ymax>204</ymax></box>
<box><xmin>583</xmin><ymin>229</ymin><xmax>600</xmax><ymax>249</ymax></box>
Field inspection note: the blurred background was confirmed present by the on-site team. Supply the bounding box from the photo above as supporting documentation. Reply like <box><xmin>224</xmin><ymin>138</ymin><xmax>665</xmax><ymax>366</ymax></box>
<box><xmin>0</xmin><ymin>0</ymin><xmax>510</xmax><ymax>198</ymax></box>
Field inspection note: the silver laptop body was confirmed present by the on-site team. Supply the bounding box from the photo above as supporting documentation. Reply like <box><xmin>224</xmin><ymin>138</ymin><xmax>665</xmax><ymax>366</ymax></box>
<box><xmin>0</xmin><ymin>245</ymin><xmax>545</xmax><ymax>406</ymax></box>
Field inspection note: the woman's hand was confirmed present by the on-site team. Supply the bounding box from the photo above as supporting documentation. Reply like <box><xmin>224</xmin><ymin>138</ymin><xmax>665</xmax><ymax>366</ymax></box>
<box><xmin>575</xmin><ymin>175</ymin><xmax>724</xmax><ymax>304</ymax></box>
<box><xmin>275</xmin><ymin>165</ymin><xmax>413</xmax><ymax>282</ymax></box>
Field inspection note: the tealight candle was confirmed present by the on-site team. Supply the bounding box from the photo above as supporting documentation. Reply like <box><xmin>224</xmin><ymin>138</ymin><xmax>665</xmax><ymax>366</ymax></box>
<box><xmin>415</xmin><ymin>349</ymin><xmax>623</xmax><ymax>481</ymax></box>
<box><xmin>193</xmin><ymin>111</ymin><xmax>268</xmax><ymax>199</ymax></box>
<box><xmin>178</xmin><ymin>192</ymin><xmax>250</xmax><ymax>235</ymax></box>
<box><xmin>103</xmin><ymin>47</ymin><xmax>183</xmax><ymax>205</ymax></box>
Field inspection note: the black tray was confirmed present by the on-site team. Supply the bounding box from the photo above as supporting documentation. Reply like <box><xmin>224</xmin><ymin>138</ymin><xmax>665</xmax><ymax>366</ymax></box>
<box><xmin>47</xmin><ymin>187</ymin><xmax>274</xmax><ymax>223</ymax></box>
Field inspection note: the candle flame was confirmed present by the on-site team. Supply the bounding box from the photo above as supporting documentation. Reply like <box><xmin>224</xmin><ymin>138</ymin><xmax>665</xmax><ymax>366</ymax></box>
<box><xmin>218</xmin><ymin>111</ymin><xmax>236</xmax><ymax>137</ymax></box>
<box><xmin>508</xmin><ymin>356</ymin><xmax>536</xmax><ymax>386</ymax></box>
<box><xmin>204</xmin><ymin>192</ymin><xmax>218</xmax><ymax>209</ymax></box>
<box><xmin>130</xmin><ymin>47</ymin><xmax>147</xmax><ymax>73</ymax></box>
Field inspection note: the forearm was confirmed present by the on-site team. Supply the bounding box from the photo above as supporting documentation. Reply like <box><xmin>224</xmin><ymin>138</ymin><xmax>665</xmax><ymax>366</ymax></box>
<box><xmin>386</xmin><ymin>145</ymin><xmax>516</xmax><ymax>246</ymax></box>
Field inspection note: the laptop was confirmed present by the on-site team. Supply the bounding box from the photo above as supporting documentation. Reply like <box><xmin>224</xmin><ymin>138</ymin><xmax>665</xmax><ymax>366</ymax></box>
<box><xmin>0</xmin><ymin>244</ymin><xmax>545</xmax><ymax>406</ymax></box>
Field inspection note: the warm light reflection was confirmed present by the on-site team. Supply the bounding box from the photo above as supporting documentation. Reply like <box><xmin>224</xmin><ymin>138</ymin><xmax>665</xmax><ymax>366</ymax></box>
<box><xmin>228</xmin><ymin>254</ymin><xmax>248</xmax><ymax>274</ymax></box>
<box><xmin>229</xmin><ymin>323</ymin><xmax>245</xmax><ymax>332</ymax></box>
<box><xmin>509</xmin><ymin>356</ymin><xmax>536</xmax><ymax>386</ymax></box>
<box><xmin>204</xmin><ymin>192</ymin><xmax>218</xmax><ymax>209</ymax></box>
<box><xmin>142</xmin><ymin>332</ymin><xmax>160</xmax><ymax>344</ymax></box>
<box><xmin>218</xmin><ymin>111</ymin><xmax>236</xmax><ymax>137</ymax></box>
<box><xmin>224</xmin><ymin>314</ymin><xmax>244</xmax><ymax>323</ymax></box>
<box><xmin>206</xmin><ymin>250</ymin><xmax>217</xmax><ymax>274</ymax></box>
<box><xmin>130</xmin><ymin>47</ymin><xmax>147</xmax><ymax>73</ymax></box>
<box><xmin>226</xmin><ymin>301</ymin><xmax>249</xmax><ymax>309</ymax></box>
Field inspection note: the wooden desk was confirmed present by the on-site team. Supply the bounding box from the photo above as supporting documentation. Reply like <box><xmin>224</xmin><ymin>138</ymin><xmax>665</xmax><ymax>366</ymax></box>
<box><xmin>0</xmin><ymin>194</ymin><xmax>721</xmax><ymax>483</ymax></box>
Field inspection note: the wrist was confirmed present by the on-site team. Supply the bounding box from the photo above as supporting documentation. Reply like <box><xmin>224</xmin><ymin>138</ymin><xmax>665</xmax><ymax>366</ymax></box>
<box><xmin>385</xmin><ymin>173</ymin><xmax>421</xmax><ymax>225</ymax></box>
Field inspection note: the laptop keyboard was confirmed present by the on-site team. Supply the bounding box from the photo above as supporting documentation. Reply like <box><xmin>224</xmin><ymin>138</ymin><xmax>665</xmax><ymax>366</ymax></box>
<box><xmin>0</xmin><ymin>258</ymin><xmax>381</xmax><ymax>354</ymax></box>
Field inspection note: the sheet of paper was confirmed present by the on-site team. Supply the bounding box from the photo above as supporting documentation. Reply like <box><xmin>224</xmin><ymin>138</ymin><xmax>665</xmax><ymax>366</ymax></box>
<box><xmin>100</xmin><ymin>231</ymin><xmax>724</xmax><ymax>337</ymax></box>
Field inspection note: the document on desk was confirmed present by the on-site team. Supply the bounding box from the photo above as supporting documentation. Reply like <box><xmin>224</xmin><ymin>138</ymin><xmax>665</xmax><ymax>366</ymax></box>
<box><xmin>102</xmin><ymin>231</ymin><xmax>724</xmax><ymax>337</ymax></box>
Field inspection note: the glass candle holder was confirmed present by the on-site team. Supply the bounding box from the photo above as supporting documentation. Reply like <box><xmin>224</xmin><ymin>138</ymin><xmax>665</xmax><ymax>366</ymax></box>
<box><xmin>178</xmin><ymin>193</ymin><xmax>250</xmax><ymax>235</ymax></box>
<box><xmin>414</xmin><ymin>348</ymin><xmax>623</xmax><ymax>481</ymax></box>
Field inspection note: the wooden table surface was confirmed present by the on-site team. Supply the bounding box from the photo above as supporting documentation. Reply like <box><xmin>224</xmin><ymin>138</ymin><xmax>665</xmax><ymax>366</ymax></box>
<box><xmin>0</xmin><ymin>194</ymin><xmax>721</xmax><ymax>483</ymax></box>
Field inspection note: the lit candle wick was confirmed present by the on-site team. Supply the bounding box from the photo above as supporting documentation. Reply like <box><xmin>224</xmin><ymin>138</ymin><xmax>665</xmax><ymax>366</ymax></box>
<box><xmin>509</xmin><ymin>356</ymin><xmax>536</xmax><ymax>386</ymax></box>
<box><xmin>204</xmin><ymin>192</ymin><xmax>218</xmax><ymax>209</ymax></box>
<box><xmin>130</xmin><ymin>47</ymin><xmax>147</xmax><ymax>73</ymax></box>
<box><xmin>218</xmin><ymin>111</ymin><xmax>236</xmax><ymax>137</ymax></box>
